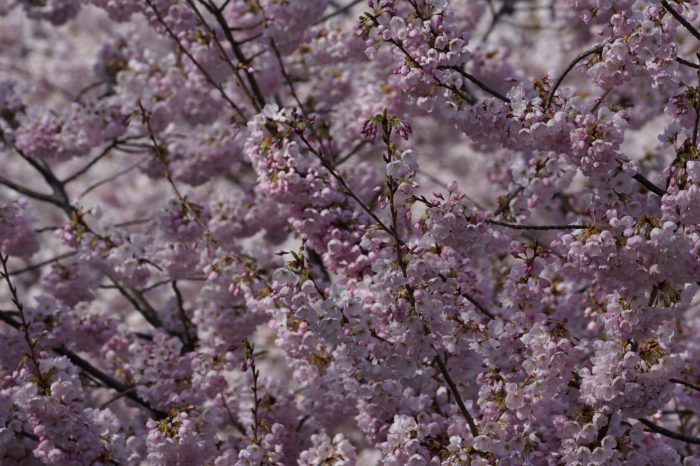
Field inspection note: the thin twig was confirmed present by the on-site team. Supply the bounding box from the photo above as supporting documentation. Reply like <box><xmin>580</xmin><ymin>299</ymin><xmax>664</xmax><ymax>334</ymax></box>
<box><xmin>198</xmin><ymin>0</ymin><xmax>267</xmax><ymax>109</ymax></box>
<box><xmin>8</xmin><ymin>251</ymin><xmax>76</xmax><ymax>276</ymax></box>
<box><xmin>144</xmin><ymin>0</ymin><xmax>247</xmax><ymax>122</ymax></box>
<box><xmin>189</xmin><ymin>0</ymin><xmax>265</xmax><ymax>111</ymax></box>
<box><xmin>74</xmin><ymin>80</ymin><xmax>109</xmax><ymax>104</ymax></box>
<box><xmin>297</xmin><ymin>133</ymin><xmax>394</xmax><ymax>235</ymax></box>
<box><xmin>99</xmin><ymin>387</ymin><xmax>137</xmax><ymax>409</ymax></box>
<box><xmin>78</xmin><ymin>155</ymin><xmax>149</xmax><ymax>198</ymax></box>
<box><xmin>63</xmin><ymin>140</ymin><xmax>121</xmax><ymax>184</ymax></box>
<box><xmin>591</xmin><ymin>87</ymin><xmax>612</xmax><ymax>114</ymax></box>
<box><xmin>335</xmin><ymin>140</ymin><xmax>370</xmax><ymax>166</ymax></box>
<box><xmin>482</xmin><ymin>0</ymin><xmax>515</xmax><ymax>42</ymax></box>
<box><xmin>315</xmin><ymin>0</ymin><xmax>364</xmax><ymax>24</ymax></box>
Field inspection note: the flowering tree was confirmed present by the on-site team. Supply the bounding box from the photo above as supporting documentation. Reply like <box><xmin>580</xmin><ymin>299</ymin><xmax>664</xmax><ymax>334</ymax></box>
<box><xmin>3</xmin><ymin>0</ymin><xmax>700</xmax><ymax>464</ymax></box>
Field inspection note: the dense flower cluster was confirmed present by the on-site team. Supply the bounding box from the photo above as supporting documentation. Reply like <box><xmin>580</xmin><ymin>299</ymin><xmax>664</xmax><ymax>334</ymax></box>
<box><xmin>3</xmin><ymin>0</ymin><xmax>700</xmax><ymax>464</ymax></box>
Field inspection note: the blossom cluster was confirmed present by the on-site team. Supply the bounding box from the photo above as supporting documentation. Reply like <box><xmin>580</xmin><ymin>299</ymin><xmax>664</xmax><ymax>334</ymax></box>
<box><xmin>2</xmin><ymin>0</ymin><xmax>700</xmax><ymax>465</ymax></box>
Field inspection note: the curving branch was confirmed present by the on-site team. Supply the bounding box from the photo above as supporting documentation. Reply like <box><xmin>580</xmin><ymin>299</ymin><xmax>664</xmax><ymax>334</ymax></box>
<box><xmin>544</xmin><ymin>43</ymin><xmax>606</xmax><ymax>111</ymax></box>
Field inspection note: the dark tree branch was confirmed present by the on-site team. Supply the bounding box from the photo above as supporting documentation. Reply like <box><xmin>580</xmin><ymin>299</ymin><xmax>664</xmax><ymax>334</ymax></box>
<box><xmin>433</xmin><ymin>349</ymin><xmax>479</xmax><ymax>437</ymax></box>
<box><xmin>677</xmin><ymin>56</ymin><xmax>700</xmax><ymax>69</ymax></box>
<box><xmin>171</xmin><ymin>281</ymin><xmax>197</xmax><ymax>352</ymax></box>
<box><xmin>459</xmin><ymin>289</ymin><xmax>496</xmax><ymax>320</ymax></box>
<box><xmin>55</xmin><ymin>346</ymin><xmax>167</xmax><ymax>419</ymax></box>
<box><xmin>632</xmin><ymin>171</ymin><xmax>667</xmax><ymax>196</ymax></box>
<box><xmin>0</xmin><ymin>175</ymin><xmax>63</xmax><ymax>207</ymax></box>
<box><xmin>671</xmin><ymin>378</ymin><xmax>700</xmax><ymax>393</ymax></box>
<box><xmin>109</xmin><ymin>277</ymin><xmax>163</xmax><ymax>329</ymax></box>
<box><xmin>486</xmin><ymin>219</ymin><xmax>589</xmax><ymax>230</ymax></box>
<box><xmin>0</xmin><ymin>258</ymin><xmax>165</xmax><ymax>419</ymax></box>
<box><xmin>545</xmin><ymin>43</ymin><xmax>606</xmax><ymax>111</ymax></box>
<box><xmin>639</xmin><ymin>418</ymin><xmax>700</xmax><ymax>445</ymax></box>
<box><xmin>661</xmin><ymin>0</ymin><xmax>700</xmax><ymax>41</ymax></box>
